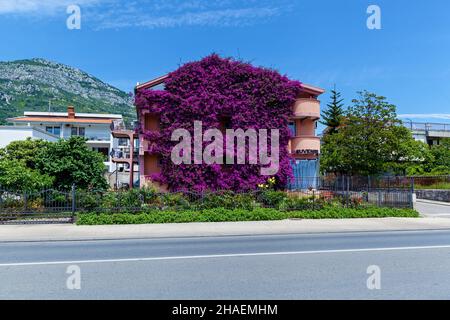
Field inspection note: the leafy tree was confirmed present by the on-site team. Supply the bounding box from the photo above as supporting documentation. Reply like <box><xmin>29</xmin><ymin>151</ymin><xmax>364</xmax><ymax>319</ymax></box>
<box><xmin>321</xmin><ymin>86</ymin><xmax>345</xmax><ymax>134</ymax></box>
<box><xmin>0</xmin><ymin>159</ymin><xmax>54</xmax><ymax>192</ymax></box>
<box><xmin>320</xmin><ymin>91</ymin><xmax>429</xmax><ymax>175</ymax></box>
<box><xmin>407</xmin><ymin>138</ymin><xmax>450</xmax><ymax>175</ymax></box>
<box><xmin>430</xmin><ymin>138</ymin><xmax>450</xmax><ymax>170</ymax></box>
<box><xmin>0</xmin><ymin>138</ymin><xmax>51</xmax><ymax>169</ymax></box>
<box><xmin>36</xmin><ymin>137</ymin><xmax>108</xmax><ymax>191</ymax></box>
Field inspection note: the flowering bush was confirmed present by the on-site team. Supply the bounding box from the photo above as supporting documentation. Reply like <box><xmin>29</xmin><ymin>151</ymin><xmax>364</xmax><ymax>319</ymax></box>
<box><xmin>135</xmin><ymin>54</ymin><xmax>302</xmax><ymax>191</ymax></box>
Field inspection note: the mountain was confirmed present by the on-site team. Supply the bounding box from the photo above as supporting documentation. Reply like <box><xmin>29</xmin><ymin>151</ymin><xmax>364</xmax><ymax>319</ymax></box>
<box><xmin>0</xmin><ymin>58</ymin><xmax>135</xmax><ymax>125</ymax></box>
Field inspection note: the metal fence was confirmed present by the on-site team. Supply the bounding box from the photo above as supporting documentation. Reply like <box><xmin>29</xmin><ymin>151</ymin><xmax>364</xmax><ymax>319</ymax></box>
<box><xmin>1</xmin><ymin>177</ymin><xmax>418</xmax><ymax>224</ymax></box>
<box><xmin>287</xmin><ymin>176</ymin><xmax>414</xmax><ymax>209</ymax></box>
<box><xmin>287</xmin><ymin>175</ymin><xmax>415</xmax><ymax>191</ymax></box>
<box><xmin>0</xmin><ymin>187</ymin><xmax>75</xmax><ymax>224</ymax></box>
<box><xmin>411</xmin><ymin>175</ymin><xmax>450</xmax><ymax>189</ymax></box>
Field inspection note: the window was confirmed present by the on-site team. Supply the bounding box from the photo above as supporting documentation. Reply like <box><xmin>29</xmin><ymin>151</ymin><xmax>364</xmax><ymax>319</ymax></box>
<box><xmin>46</xmin><ymin>126</ymin><xmax>61</xmax><ymax>136</ymax></box>
<box><xmin>288</xmin><ymin>122</ymin><xmax>296</xmax><ymax>136</ymax></box>
<box><xmin>118</xmin><ymin>138</ymin><xmax>129</xmax><ymax>146</ymax></box>
<box><xmin>71</xmin><ymin>127</ymin><xmax>85</xmax><ymax>137</ymax></box>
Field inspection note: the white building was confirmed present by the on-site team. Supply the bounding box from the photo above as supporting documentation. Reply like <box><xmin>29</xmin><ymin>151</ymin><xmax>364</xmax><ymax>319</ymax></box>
<box><xmin>404</xmin><ymin>122</ymin><xmax>450</xmax><ymax>146</ymax></box>
<box><xmin>6</xmin><ymin>106</ymin><xmax>125</xmax><ymax>172</ymax></box>
<box><xmin>0</xmin><ymin>126</ymin><xmax>59</xmax><ymax>148</ymax></box>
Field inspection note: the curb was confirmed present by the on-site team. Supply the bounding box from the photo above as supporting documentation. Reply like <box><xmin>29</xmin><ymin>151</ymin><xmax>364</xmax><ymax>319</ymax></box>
<box><xmin>417</xmin><ymin>199</ymin><xmax>450</xmax><ymax>207</ymax></box>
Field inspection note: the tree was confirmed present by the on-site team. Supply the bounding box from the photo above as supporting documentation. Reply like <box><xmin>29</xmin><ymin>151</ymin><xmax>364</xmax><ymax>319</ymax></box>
<box><xmin>320</xmin><ymin>91</ymin><xmax>429</xmax><ymax>176</ymax></box>
<box><xmin>36</xmin><ymin>137</ymin><xmax>108</xmax><ymax>190</ymax></box>
<box><xmin>0</xmin><ymin>138</ymin><xmax>51</xmax><ymax>169</ymax></box>
<box><xmin>320</xmin><ymin>86</ymin><xmax>345</xmax><ymax>134</ymax></box>
<box><xmin>407</xmin><ymin>138</ymin><xmax>450</xmax><ymax>175</ymax></box>
<box><xmin>0</xmin><ymin>159</ymin><xmax>54</xmax><ymax>192</ymax></box>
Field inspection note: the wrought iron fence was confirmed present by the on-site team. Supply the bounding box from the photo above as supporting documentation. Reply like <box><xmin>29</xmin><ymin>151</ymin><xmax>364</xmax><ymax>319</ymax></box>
<box><xmin>1</xmin><ymin>179</ymin><xmax>416</xmax><ymax>224</ymax></box>
<box><xmin>288</xmin><ymin>175</ymin><xmax>416</xmax><ymax>191</ymax></box>
<box><xmin>0</xmin><ymin>187</ymin><xmax>75</xmax><ymax>224</ymax></box>
<box><xmin>411</xmin><ymin>175</ymin><xmax>450</xmax><ymax>189</ymax></box>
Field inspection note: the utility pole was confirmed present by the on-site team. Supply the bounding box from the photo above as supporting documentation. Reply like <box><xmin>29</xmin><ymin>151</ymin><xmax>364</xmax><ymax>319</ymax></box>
<box><xmin>48</xmin><ymin>98</ymin><xmax>56</xmax><ymax>112</ymax></box>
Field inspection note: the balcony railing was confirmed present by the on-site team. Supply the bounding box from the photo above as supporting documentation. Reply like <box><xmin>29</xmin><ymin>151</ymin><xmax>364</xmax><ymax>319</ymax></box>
<box><xmin>290</xmin><ymin>136</ymin><xmax>321</xmax><ymax>155</ymax></box>
<box><xmin>86</xmin><ymin>135</ymin><xmax>111</xmax><ymax>142</ymax></box>
<box><xmin>404</xmin><ymin>122</ymin><xmax>450</xmax><ymax>132</ymax></box>
<box><xmin>110</xmin><ymin>148</ymin><xmax>138</xmax><ymax>160</ymax></box>
<box><xmin>110</xmin><ymin>119</ymin><xmax>127</xmax><ymax>131</ymax></box>
<box><xmin>292</xmin><ymin>98</ymin><xmax>320</xmax><ymax>119</ymax></box>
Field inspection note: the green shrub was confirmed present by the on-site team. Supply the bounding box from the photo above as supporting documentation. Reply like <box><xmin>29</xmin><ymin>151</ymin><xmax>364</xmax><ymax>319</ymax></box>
<box><xmin>257</xmin><ymin>190</ymin><xmax>287</xmax><ymax>208</ymax></box>
<box><xmin>192</xmin><ymin>191</ymin><xmax>256</xmax><ymax>210</ymax></box>
<box><xmin>76</xmin><ymin>207</ymin><xmax>419</xmax><ymax>225</ymax></box>
<box><xmin>78</xmin><ymin>191</ymin><xmax>102</xmax><ymax>212</ymax></box>
<box><xmin>279</xmin><ymin>196</ymin><xmax>324</xmax><ymax>211</ymax></box>
<box><xmin>159</xmin><ymin>193</ymin><xmax>191</xmax><ymax>210</ymax></box>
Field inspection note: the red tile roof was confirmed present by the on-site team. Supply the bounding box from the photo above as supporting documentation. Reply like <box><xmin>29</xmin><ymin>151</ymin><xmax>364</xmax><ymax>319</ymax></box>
<box><xmin>9</xmin><ymin>117</ymin><xmax>115</xmax><ymax>124</ymax></box>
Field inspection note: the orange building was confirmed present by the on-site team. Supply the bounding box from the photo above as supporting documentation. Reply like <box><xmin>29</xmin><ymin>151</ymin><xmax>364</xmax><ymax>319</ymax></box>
<box><xmin>135</xmin><ymin>75</ymin><xmax>324</xmax><ymax>190</ymax></box>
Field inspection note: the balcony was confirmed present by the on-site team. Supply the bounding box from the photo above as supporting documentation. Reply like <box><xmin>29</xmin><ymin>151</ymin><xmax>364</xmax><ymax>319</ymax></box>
<box><xmin>292</xmin><ymin>98</ymin><xmax>320</xmax><ymax>120</ymax></box>
<box><xmin>85</xmin><ymin>135</ymin><xmax>111</xmax><ymax>144</ymax></box>
<box><xmin>289</xmin><ymin>136</ymin><xmax>321</xmax><ymax>156</ymax></box>
<box><xmin>110</xmin><ymin>119</ymin><xmax>126</xmax><ymax>131</ymax></box>
<box><xmin>110</xmin><ymin>148</ymin><xmax>138</xmax><ymax>164</ymax></box>
<box><xmin>111</xmin><ymin>119</ymin><xmax>138</xmax><ymax>139</ymax></box>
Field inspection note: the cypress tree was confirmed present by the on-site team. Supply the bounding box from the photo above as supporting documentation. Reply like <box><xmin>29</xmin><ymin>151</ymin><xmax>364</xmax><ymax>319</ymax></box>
<box><xmin>321</xmin><ymin>85</ymin><xmax>345</xmax><ymax>134</ymax></box>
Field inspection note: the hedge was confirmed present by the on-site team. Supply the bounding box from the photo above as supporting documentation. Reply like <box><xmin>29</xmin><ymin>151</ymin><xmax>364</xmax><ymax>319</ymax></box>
<box><xmin>76</xmin><ymin>207</ymin><xmax>419</xmax><ymax>225</ymax></box>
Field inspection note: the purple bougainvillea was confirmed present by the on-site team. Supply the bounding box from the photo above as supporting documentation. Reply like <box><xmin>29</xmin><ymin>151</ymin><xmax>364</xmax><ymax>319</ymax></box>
<box><xmin>135</xmin><ymin>54</ymin><xmax>302</xmax><ymax>192</ymax></box>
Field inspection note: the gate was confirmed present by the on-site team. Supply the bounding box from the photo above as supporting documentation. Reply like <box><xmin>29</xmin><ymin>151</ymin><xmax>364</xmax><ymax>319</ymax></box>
<box><xmin>0</xmin><ymin>187</ymin><xmax>75</xmax><ymax>224</ymax></box>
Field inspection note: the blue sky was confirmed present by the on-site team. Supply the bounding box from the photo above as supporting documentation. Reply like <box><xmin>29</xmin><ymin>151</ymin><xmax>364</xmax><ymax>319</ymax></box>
<box><xmin>1</xmin><ymin>0</ymin><xmax>450</xmax><ymax>125</ymax></box>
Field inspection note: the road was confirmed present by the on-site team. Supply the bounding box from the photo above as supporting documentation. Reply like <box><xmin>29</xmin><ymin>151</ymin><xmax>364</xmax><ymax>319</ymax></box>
<box><xmin>1</xmin><ymin>230</ymin><xmax>450</xmax><ymax>299</ymax></box>
<box><xmin>416</xmin><ymin>200</ymin><xmax>450</xmax><ymax>218</ymax></box>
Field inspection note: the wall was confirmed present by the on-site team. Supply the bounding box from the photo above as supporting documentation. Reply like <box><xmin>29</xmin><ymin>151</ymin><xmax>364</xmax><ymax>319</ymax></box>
<box><xmin>0</xmin><ymin>127</ymin><xmax>58</xmax><ymax>148</ymax></box>
<box><xmin>0</xmin><ymin>127</ymin><xmax>33</xmax><ymax>148</ymax></box>
<box><xmin>416</xmin><ymin>189</ymin><xmax>450</xmax><ymax>202</ymax></box>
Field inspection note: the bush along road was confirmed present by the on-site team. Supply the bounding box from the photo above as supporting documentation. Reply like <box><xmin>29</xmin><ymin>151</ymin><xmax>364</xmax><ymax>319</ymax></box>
<box><xmin>77</xmin><ymin>207</ymin><xmax>419</xmax><ymax>225</ymax></box>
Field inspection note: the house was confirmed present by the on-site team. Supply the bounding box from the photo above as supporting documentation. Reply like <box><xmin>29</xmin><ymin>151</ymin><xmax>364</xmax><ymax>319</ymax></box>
<box><xmin>0</xmin><ymin>126</ymin><xmax>59</xmax><ymax>149</ymax></box>
<box><xmin>135</xmin><ymin>73</ymin><xmax>324</xmax><ymax>191</ymax></box>
<box><xmin>7</xmin><ymin>106</ymin><xmax>124</xmax><ymax>173</ymax></box>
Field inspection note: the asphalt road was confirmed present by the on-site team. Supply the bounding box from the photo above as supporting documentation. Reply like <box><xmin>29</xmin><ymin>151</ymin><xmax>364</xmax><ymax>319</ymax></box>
<box><xmin>1</xmin><ymin>230</ymin><xmax>450</xmax><ymax>299</ymax></box>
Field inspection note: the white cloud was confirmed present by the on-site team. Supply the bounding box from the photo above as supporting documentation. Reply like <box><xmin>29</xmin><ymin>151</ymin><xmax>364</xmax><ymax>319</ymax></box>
<box><xmin>0</xmin><ymin>0</ymin><xmax>101</xmax><ymax>15</ymax></box>
<box><xmin>97</xmin><ymin>6</ymin><xmax>281</xmax><ymax>29</ymax></box>
<box><xmin>399</xmin><ymin>114</ymin><xmax>450</xmax><ymax>120</ymax></box>
<box><xmin>0</xmin><ymin>0</ymin><xmax>290</xmax><ymax>28</ymax></box>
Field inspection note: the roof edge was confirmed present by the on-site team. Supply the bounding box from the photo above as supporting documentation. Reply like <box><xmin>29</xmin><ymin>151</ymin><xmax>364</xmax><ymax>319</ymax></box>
<box><xmin>135</xmin><ymin>75</ymin><xmax>169</xmax><ymax>91</ymax></box>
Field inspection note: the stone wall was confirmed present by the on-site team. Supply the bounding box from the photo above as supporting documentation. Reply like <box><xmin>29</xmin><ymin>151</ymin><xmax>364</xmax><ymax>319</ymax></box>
<box><xmin>416</xmin><ymin>189</ymin><xmax>450</xmax><ymax>202</ymax></box>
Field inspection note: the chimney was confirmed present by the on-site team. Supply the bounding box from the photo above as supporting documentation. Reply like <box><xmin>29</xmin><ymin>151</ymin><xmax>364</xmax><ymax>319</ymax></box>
<box><xmin>67</xmin><ymin>106</ymin><xmax>75</xmax><ymax>119</ymax></box>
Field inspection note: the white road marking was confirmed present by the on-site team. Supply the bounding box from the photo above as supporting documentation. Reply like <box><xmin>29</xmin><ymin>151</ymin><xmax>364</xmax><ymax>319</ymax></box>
<box><xmin>1</xmin><ymin>245</ymin><xmax>450</xmax><ymax>267</ymax></box>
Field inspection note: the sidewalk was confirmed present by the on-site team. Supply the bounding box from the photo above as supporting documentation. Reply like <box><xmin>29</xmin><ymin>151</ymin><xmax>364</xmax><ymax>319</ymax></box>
<box><xmin>2</xmin><ymin>218</ymin><xmax>450</xmax><ymax>242</ymax></box>
<box><xmin>417</xmin><ymin>199</ymin><xmax>450</xmax><ymax>207</ymax></box>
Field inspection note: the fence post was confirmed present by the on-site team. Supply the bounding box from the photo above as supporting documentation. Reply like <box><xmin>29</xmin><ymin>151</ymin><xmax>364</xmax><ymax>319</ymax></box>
<box><xmin>23</xmin><ymin>191</ymin><xmax>27</xmax><ymax>212</ymax></box>
<box><xmin>71</xmin><ymin>184</ymin><xmax>76</xmax><ymax>221</ymax></box>
<box><xmin>410</xmin><ymin>177</ymin><xmax>415</xmax><ymax>209</ymax></box>
<box><xmin>312</xmin><ymin>190</ymin><xmax>315</xmax><ymax>210</ymax></box>
<box><xmin>346</xmin><ymin>176</ymin><xmax>350</xmax><ymax>208</ymax></box>
<box><xmin>378</xmin><ymin>190</ymin><xmax>382</xmax><ymax>207</ymax></box>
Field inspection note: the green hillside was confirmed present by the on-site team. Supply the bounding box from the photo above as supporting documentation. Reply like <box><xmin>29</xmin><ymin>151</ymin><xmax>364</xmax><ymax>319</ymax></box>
<box><xmin>0</xmin><ymin>58</ymin><xmax>136</xmax><ymax>125</ymax></box>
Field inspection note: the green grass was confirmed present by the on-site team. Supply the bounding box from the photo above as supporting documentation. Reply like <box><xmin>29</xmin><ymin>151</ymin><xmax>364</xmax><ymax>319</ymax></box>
<box><xmin>76</xmin><ymin>207</ymin><xmax>419</xmax><ymax>225</ymax></box>
<box><xmin>415</xmin><ymin>182</ymin><xmax>450</xmax><ymax>190</ymax></box>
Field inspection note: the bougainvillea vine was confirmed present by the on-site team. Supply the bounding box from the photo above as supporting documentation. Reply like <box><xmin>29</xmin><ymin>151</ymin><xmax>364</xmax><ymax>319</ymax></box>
<box><xmin>135</xmin><ymin>54</ymin><xmax>302</xmax><ymax>192</ymax></box>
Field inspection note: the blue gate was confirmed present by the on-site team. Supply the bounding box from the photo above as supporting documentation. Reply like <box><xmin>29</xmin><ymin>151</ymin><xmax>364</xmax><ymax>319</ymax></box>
<box><xmin>287</xmin><ymin>159</ymin><xmax>320</xmax><ymax>190</ymax></box>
